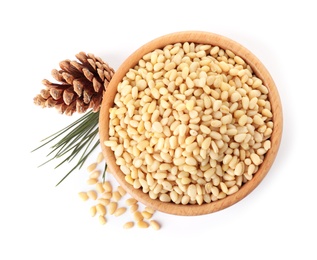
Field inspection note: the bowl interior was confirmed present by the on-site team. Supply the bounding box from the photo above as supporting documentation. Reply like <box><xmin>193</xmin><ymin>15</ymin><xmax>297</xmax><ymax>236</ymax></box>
<box><xmin>99</xmin><ymin>31</ymin><xmax>283</xmax><ymax>216</ymax></box>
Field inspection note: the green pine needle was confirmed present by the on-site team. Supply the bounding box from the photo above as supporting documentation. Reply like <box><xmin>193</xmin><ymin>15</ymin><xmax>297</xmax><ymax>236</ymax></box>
<box><xmin>32</xmin><ymin>110</ymin><xmax>106</xmax><ymax>186</ymax></box>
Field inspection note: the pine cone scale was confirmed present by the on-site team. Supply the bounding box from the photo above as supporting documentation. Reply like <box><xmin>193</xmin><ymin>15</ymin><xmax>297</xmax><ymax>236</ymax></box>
<box><xmin>63</xmin><ymin>88</ymin><xmax>75</xmax><ymax>105</ymax></box>
<box><xmin>87</xmin><ymin>59</ymin><xmax>96</xmax><ymax>70</ymax></box>
<box><xmin>51</xmin><ymin>69</ymin><xmax>65</xmax><ymax>82</ymax></box>
<box><xmin>62</xmin><ymin>72</ymin><xmax>75</xmax><ymax>85</ymax></box>
<box><xmin>40</xmin><ymin>89</ymin><xmax>50</xmax><ymax>99</ymax></box>
<box><xmin>82</xmin><ymin>68</ymin><xmax>94</xmax><ymax>82</ymax></box>
<box><xmin>97</xmin><ymin>68</ymin><xmax>105</xmax><ymax>82</ymax></box>
<box><xmin>75</xmin><ymin>52</ymin><xmax>89</xmax><ymax>64</ymax></box>
<box><xmin>60</xmin><ymin>60</ymin><xmax>84</xmax><ymax>78</ymax></box>
<box><xmin>76</xmin><ymin>99</ymin><xmax>88</xmax><ymax>114</ymax></box>
<box><xmin>83</xmin><ymin>88</ymin><xmax>94</xmax><ymax>104</ymax></box>
<box><xmin>70</xmin><ymin>61</ymin><xmax>84</xmax><ymax>73</ymax></box>
<box><xmin>73</xmin><ymin>79</ymin><xmax>84</xmax><ymax>96</ymax></box>
<box><xmin>50</xmin><ymin>87</ymin><xmax>64</xmax><ymax>100</ymax></box>
<box><xmin>92</xmin><ymin>78</ymin><xmax>102</xmax><ymax>92</ymax></box>
<box><xmin>34</xmin><ymin>95</ymin><xmax>46</xmax><ymax>107</ymax></box>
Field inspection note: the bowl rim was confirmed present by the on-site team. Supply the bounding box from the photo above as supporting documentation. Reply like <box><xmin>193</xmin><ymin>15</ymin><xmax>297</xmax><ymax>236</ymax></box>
<box><xmin>99</xmin><ymin>30</ymin><xmax>283</xmax><ymax>216</ymax></box>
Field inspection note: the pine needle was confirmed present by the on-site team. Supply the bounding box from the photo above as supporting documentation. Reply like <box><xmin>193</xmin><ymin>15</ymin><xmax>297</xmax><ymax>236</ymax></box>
<box><xmin>32</xmin><ymin>110</ymin><xmax>106</xmax><ymax>186</ymax></box>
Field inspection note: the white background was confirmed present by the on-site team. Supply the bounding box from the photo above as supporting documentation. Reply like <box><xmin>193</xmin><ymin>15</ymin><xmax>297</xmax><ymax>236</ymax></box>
<box><xmin>1</xmin><ymin>0</ymin><xmax>316</xmax><ymax>259</ymax></box>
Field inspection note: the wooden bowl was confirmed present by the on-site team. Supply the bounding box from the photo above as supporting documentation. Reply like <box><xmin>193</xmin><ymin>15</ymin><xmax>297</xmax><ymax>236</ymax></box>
<box><xmin>99</xmin><ymin>31</ymin><xmax>283</xmax><ymax>216</ymax></box>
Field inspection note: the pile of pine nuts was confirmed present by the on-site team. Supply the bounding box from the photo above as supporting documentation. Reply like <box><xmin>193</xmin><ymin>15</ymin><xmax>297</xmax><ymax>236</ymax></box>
<box><xmin>105</xmin><ymin>42</ymin><xmax>273</xmax><ymax>205</ymax></box>
<box><xmin>78</xmin><ymin>152</ymin><xmax>161</xmax><ymax>230</ymax></box>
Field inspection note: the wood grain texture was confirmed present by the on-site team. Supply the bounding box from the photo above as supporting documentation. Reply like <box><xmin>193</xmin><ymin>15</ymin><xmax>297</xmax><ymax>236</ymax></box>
<box><xmin>99</xmin><ymin>31</ymin><xmax>283</xmax><ymax>216</ymax></box>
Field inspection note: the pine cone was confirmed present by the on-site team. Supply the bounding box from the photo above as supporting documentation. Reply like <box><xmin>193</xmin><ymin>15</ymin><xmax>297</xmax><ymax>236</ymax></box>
<box><xmin>34</xmin><ymin>52</ymin><xmax>115</xmax><ymax>115</ymax></box>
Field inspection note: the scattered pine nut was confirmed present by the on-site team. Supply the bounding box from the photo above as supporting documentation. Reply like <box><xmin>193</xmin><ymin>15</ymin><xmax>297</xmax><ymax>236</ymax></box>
<box><xmin>78</xmin><ymin>151</ymin><xmax>163</xmax><ymax>230</ymax></box>
<box><xmin>137</xmin><ymin>220</ymin><xmax>149</xmax><ymax>229</ymax></box>
<box><xmin>149</xmin><ymin>220</ymin><xmax>161</xmax><ymax>230</ymax></box>
<box><xmin>98</xmin><ymin>198</ymin><xmax>110</xmax><ymax>206</ymax></box>
<box><xmin>102</xmin><ymin>181</ymin><xmax>112</xmax><ymax>193</ymax></box>
<box><xmin>144</xmin><ymin>206</ymin><xmax>155</xmax><ymax>214</ymax></box>
<box><xmin>90</xmin><ymin>206</ymin><xmax>97</xmax><ymax>217</ymax></box>
<box><xmin>95</xmin><ymin>182</ymin><xmax>105</xmax><ymax>193</ymax></box>
<box><xmin>78</xmin><ymin>192</ymin><xmax>89</xmax><ymax>201</ymax></box>
<box><xmin>129</xmin><ymin>204</ymin><xmax>139</xmax><ymax>213</ymax></box>
<box><xmin>114</xmin><ymin>207</ymin><xmax>127</xmax><ymax>217</ymax></box>
<box><xmin>133</xmin><ymin>211</ymin><xmax>144</xmax><ymax>222</ymax></box>
<box><xmin>96</xmin><ymin>152</ymin><xmax>104</xmax><ymax>164</ymax></box>
<box><xmin>89</xmin><ymin>170</ymin><xmax>101</xmax><ymax>179</ymax></box>
<box><xmin>141</xmin><ymin>211</ymin><xmax>152</xmax><ymax>219</ymax></box>
<box><xmin>125</xmin><ymin>198</ymin><xmax>137</xmax><ymax>206</ymax></box>
<box><xmin>112</xmin><ymin>191</ymin><xmax>122</xmax><ymax>202</ymax></box>
<box><xmin>86</xmin><ymin>178</ymin><xmax>98</xmax><ymax>185</ymax></box>
<box><xmin>98</xmin><ymin>215</ymin><xmax>107</xmax><ymax>225</ymax></box>
<box><xmin>101</xmin><ymin>192</ymin><xmax>112</xmax><ymax>200</ymax></box>
<box><xmin>108</xmin><ymin>202</ymin><xmax>118</xmax><ymax>215</ymax></box>
<box><xmin>87</xmin><ymin>190</ymin><xmax>97</xmax><ymax>200</ymax></box>
<box><xmin>123</xmin><ymin>221</ymin><xmax>134</xmax><ymax>229</ymax></box>
<box><xmin>117</xmin><ymin>186</ymin><xmax>127</xmax><ymax>196</ymax></box>
<box><xmin>96</xmin><ymin>204</ymin><xmax>106</xmax><ymax>216</ymax></box>
<box><xmin>87</xmin><ymin>162</ymin><xmax>97</xmax><ymax>173</ymax></box>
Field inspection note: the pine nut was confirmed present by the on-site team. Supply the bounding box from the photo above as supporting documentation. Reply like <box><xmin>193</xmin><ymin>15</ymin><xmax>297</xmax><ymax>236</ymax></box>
<box><xmin>262</xmin><ymin>108</ymin><xmax>273</xmax><ymax>118</ymax></box>
<box><xmin>89</xmin><ymin>170</ymin><xmax>101</xmax><ymax>179</ymax></box>
<box><xmin>152</xmin><ymin>122</ymin><xmax>163</xmax><ymax>133</ymax></box>
<box><xmin>98</xmin><ymin>198</ymin><xmax>110</xmax><ymax>206</ymax></box>
<box><xmin>87</xmin><ymin>162</ymin><xmax>97</xmax><ymax>172</ymax></box>
<box><xmin>264</xmin><ymin>140</ymin><xmax>271</xmax><ymax>150</ymax></box>
<box><xmin>137</xmin><ymin>220</ymin><xmax>149</xmax><ymax>229</ymax></box>
<box><xmin>101</xmin><ymin>192</ymin><xmax>112</xmax><ymax>200</ymax></box>
<box><xmin>117</xmin><ymin>186</ymin><xmax>127</xmax><ymax>196</ymax></box>
<box><xmin>140</xmin><ymin>210</ymin><xmax>152</xmax><ymax>219</ymax></box>
<box><xmin>149</xmin><ymin>220</ymin><xmax>161</xmax><ymax>230</ymax></box>
<box><xmin>108</xmin><ymin>202</ymin><xmax>118</xmax><ymax>215</ymax></box>
<box><xmin>125</xmin><ymin>198</ymin><xmax>137</xmax><ymax>206</ymax></box>
<box><xmin>250</xmin><ymin>153</ymin><xmax>262</xmax><ymax>165</ymax></box>
<box><xmin>86</xmin><ymin>178</ymin><xmax>98</xmax><ymax>185</ymax></box>
<box><xmin>187</xmin><ymin>184</ymin><xmax>197</xmax><ymax>199</ymax></box>
<box><xmin>96</xmin><ymin>152</ymin><xmax>104</xmax><ymax>164</ymax></box>
<box><xmin>112</xmin><ymin>191</ymin><xmax>122</xmax><ymax>202</ymax></box>
<box><xmin>130</xmin><ymin>204</ymin><xmax>139</xmax><ymax>213</ymax></box>
<box><xmin>114</xmin><ymin>207</ymin><xmax>127</xmax><ymax>217</ymax></box>
<box><xmin>123</xmin><ymin>221</ymin><xmax>134</xmax><ymax>229</ymax></box>
<box><xmin>234</xmin><ymin>133</ymin><xmax>246</xmax><ymax>143</ymax></box>
<box><xmin>98</xmin><ymin>215</ymin><xmax>107</xmax><ymax>225</ymax></box>
<box><xmin>87</xmin><ymin>190</ymin><xmax>97</xmax><ymax>200</ymax></box>
<box><xmin>234</xmin><ymin>162</ymin><xmax>244</xmax><ymax>176</ymax></box>
<box><xmin>133</xmin><ymin>211</ymin><xmax>144</xmax><ymax>222</ymax></box>
<box><xmin>159</xmin><ymin>193</ymin><xmax>171</xmax><ymax>202</ymax></box>
<box><xmin>102</xmin><ymin>181</ymin><xmax>112</xmax><ymax>192</ymax></box>
<box><xmin>96</xmin><ymin>204</ymin><xmax>106</xmax><ymax>216</ymax></box>
<box><xmin>227</xmin><ymin>185</ymin><xmax>239</xmax><ymax>195</ymax></box>
<box><xmin>90</xmin><ymin>206</ymin><xmax>97</xmax><ymax>217</ymax></box>
<box><xmin>95</xmin><ymin>182</ymin><xmax>105</xmax><ymax>194</ymax></box>
<box><xmin>78</xmin><ymin>192</ymin><xmax>89</xmax><ymax>201</ymax></box>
